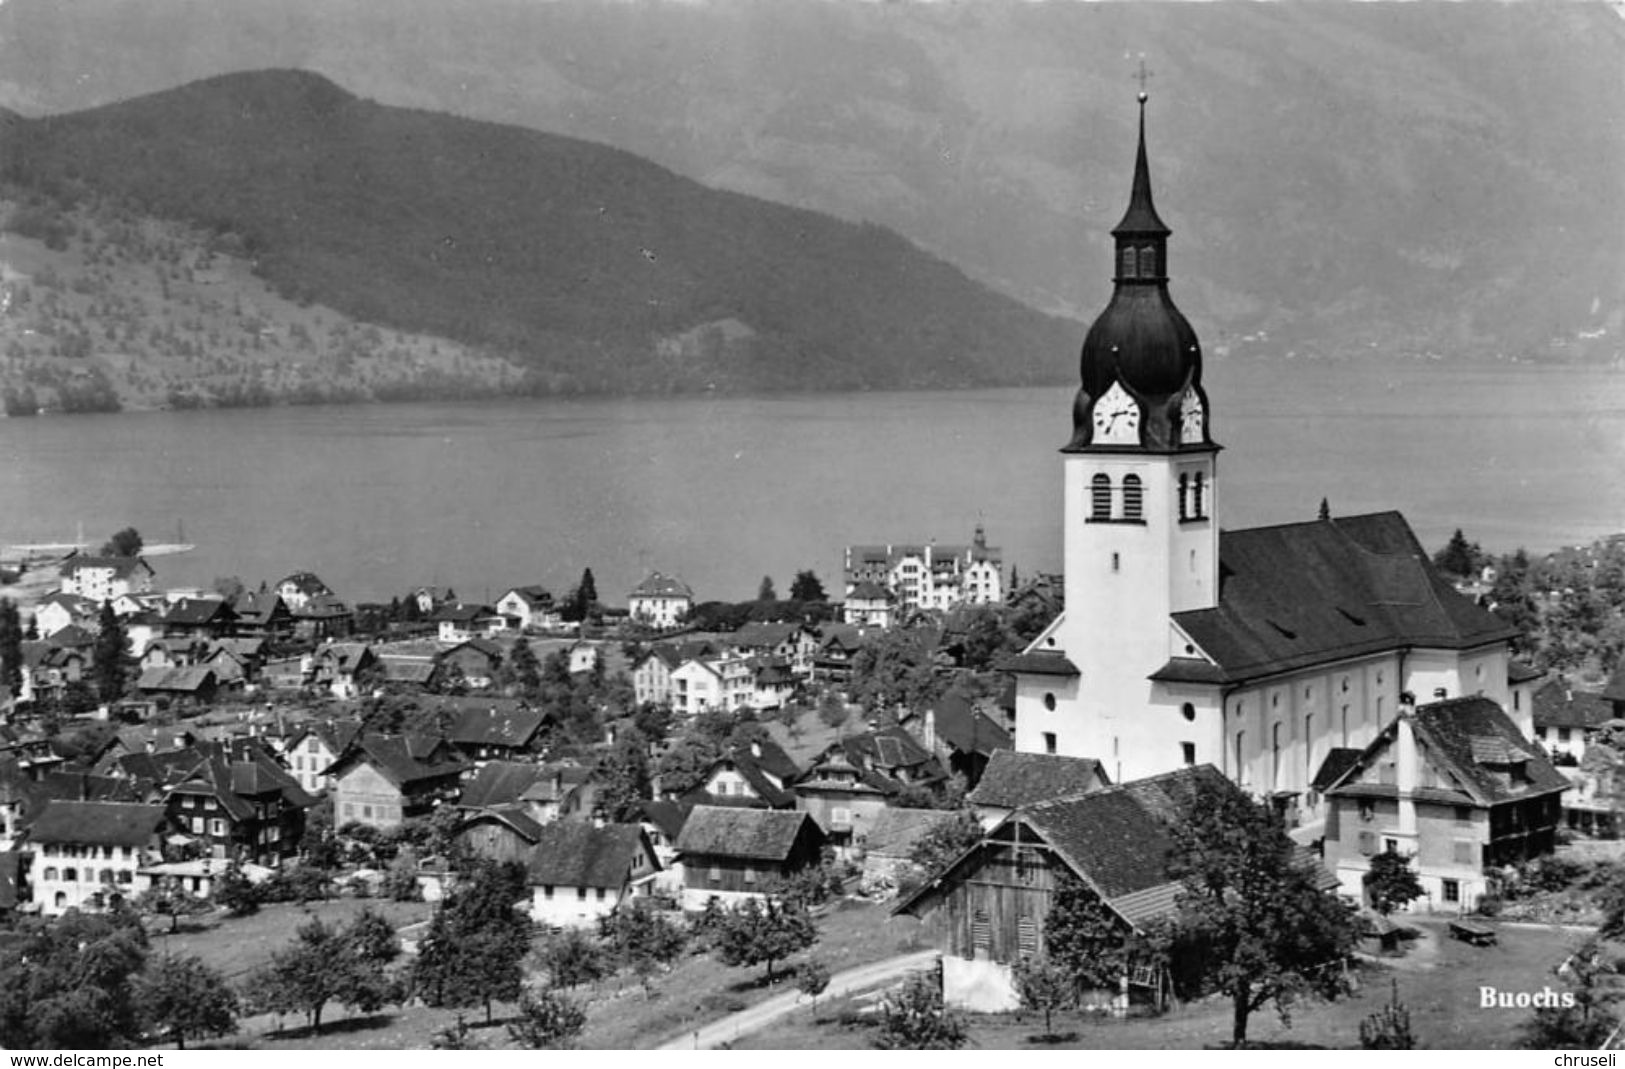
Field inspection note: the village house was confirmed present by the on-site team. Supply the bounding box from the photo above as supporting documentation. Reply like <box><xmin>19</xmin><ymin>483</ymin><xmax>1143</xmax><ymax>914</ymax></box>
<box><xmin>455</xmin><ymin>759</ymin><xmax>594</xmax><ymax>827</ymax></box>
<box><xmin>681</xmin><ymin>737</ymin><xmax>801</xmax><ymax>809</ymax></box>
<box><xmin>1531</xmin><ymin>678</ymin><xmax>1613</xmax><ymax>766</ymax></box>
<box><xmin>59</xmin><ymin>555</ymin><xmax>156</xmax><ymax>602</ymax></box>
<box><xmin>139</xmin><ymin>637</ymin><xmax>209</xmax><ymax>673</ymax></box>
<box><xmin>673</xmin><ymin>805</ymin><xmax>826</xmax><ymax>911</ymax></box>
<box><xmin>496</xmin><ymin>585</ymin><xmax>559</xmax><ymax>632</ymax></box>
<box><xmin>568</xmin><ymin>640</ymin><xmax>600</xmax><ymax>676</ymax></box>
<box><xmin>135</xmin><ymin>665</ymin><xmax>221</xmax><ymax>706</ymax></box>
<box><xmin>32</xmin><ymin>592</ymin><xmax>98</xmax><ymax>638</ymax></box>
<box><xmin>437</xmin><ymin>638</ymin><xmax>504</xmax><ymax>689</ymax></box>
<box><xmin>275</xmin><ymin>571</ymin><xmax>333</xmax><ymax>612</ymax></box>
<box><xmin>670</xmin><ymin>651</ymin><xmax>756</xmax><ymax>715</ymax></box>
<box><xmin>1322</xmin><ymin>696</ymin><xmax>1570</xmax><ymax>913</ymax></box>
<box><xmin>326</xmin><ymin>733</ymin><xmax>468</xmax><ymax>831</ymax></box>
<box><xmin>905</xmin><ymin>691</ymin><xmax>1015</xmax><ymax>788</ymax></box>
<box><xmin>727</xmin><ymin>623</ymin><xmax>822</xmax><ymax>677</ymax></box>
<box><xmin>966</xmin><ymin>750</ymin><xmax>1112</xmax><ymax>830</ymax></box>
<box><xmin>526</xmin><ymin>822</ymin><xmax>662</xmax><ymax>928</ymax></box>
<box><xmin>842</xmin><ymin>581</ymin><xmax>895</xmax><ymax>629</ymax></box>
<box><xmin>429</xmin><ymin>698</ymin><xmax>550</xmax><ymax>762</ymax></box>
<box><xmin>15</xmin><ymin>642</ymin><xmax>88</xmax><ymax>708</ymax></box>
<box><xmin>455</xmin><ymin>807</ymin><xmax>545</xmax><ymax>864</ymax></box>
<box><xmin>157</xmin><ymin>739</ymin><xmax>314</xmax><ymax>866</ymax></box>
<box><xmin>827</xmin><ymin>724</ymin><xmax>948</xmax><ymax>795</ymax></box>
<box><xmin>812</xmin><ymin>624</ymin><xmax>868</xmax><ymax>682</ymax></box>
<box><xmin>435</xmin><ymin>603</ymin><xmax>504</xmax><ymax>645</ymax></box>
<box><xmin>26</xmin><ymin>800</ymin><xmax>171</xmax><ymax>916</ymax></box>
<box><xmin>160</xmin><ymin>596</ymin><xmax>238</xmax><ymax>640</ymax></box>
<box><xmin>292</xmin><ymin>593</ymin><xmax>354</xmax><ymax>642</ymax></box>
<box><xmin>628</xmin><ymin>572</ymin><xmax>694</xmax><ymax>631</ymax></box>
<box><xmin>231</xmin><ymin>590</ymin><xmax>294</xmax><ymax>638</ymax></box>
<box><xmin>311</xmin><ymin>642</ymin><xmax>377</xmax><ymax>699</ymax></box>
<box><xmin>281</xmin><ymin>719</ymin><xmax>362</xmax><ymax>796</ymax></box>
<box><xmin>793</xmin><ymin>750</ymin><xmax>892</xmax><ymax>858</ymax></box>
<box><xmin>630</xmin><ymin>640</ymin><xmax>717</xmax><ymax>706</ymax></box>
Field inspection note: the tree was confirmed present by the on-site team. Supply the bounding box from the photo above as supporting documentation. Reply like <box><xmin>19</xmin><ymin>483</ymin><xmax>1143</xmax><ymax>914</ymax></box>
<box><xmin>1043</xmin><ymin>872</ymin><xmax>1150</xmax><ymax>991</ymax></box>
<box><xmin>1432</xmin><ymin>529</ymin><xmax>1480</xmax><ymax>579</ymax></box>
<box><xmin>1164</xmin><ymin>779</ymin><xmax>1359</xmax><ymax>1048</ymax></box>
<box><xmin>93</xmin><ymin>601</ymin><xmax>130</xmax><ymax>703</ymax></box>
<box><xmin>538</xmin><ymin>927</ymin><xmax>610</xmax><ymax>991</ymax></box>
<box><xmin>507</xmin><ymin>635</ymin><xmax>541</xmax><ymax>697</ymax></box>
<box><xmin>592</xmin><ymin>727</ymin><xmax>652</xmax><ymax>823</ymax></box>
<box><xmin>411</xmin><ymin>861</ymin><xmax>530</xmax><ymax>1022</ymax></box>
<box><xmin>758</xmin><ymin>575</ymin><xmax>778</xmax><ymax>602</ymax></box>
<box><xmin>133</xmin><ymin>954</ymin><xmax>239</xmax><ymax>1049</ymax></box>
<box><xmin>796</xmin><ymin>960</ymin><xmax>831</xmax><ymax>1013</ymax></box>
<box><xmin>906</xmin><ymin>809</ymin><xmax>982</xmax><ymax>883</ymax></box>
<box><xmin>817</xmin><ymin>689</ymin><xmax>850</xmax><ymax>730</ymax></box>
<box><xmin>0</xmin><ymin>599</ymin><xmax>22</xmax><ymax>698</ymax></box>
<box><xmin>873</xmin><ymin>971</ymin><xmax>965</xmax><ymax>1050</ymax></box>
<box><xmin>790</xmin><ymin>569</ymin><xmax>827</xmax><ymax>604</ymax></box>
<box><xmin>244</xmin><ymin>915</ymin><xmax>396</xmax><ymax>1035</ymax></box>
<box><xmin>1517</xmin><ymin>937</ymin><xmax>1622</xmax><ymax>1050</ymax></box>
<box><xmin>599</xmin><ymin>907</ymin><xmax>688</xmax><ymax>996</ymax></box>
<box><xmin>211</xmin><ymin>576</ymin><xmax>246</xmax><ymax>601</ymax></box>
<box><xmin>100</xmin><ymin>526</ymin><xmax>143</xmax><ymax>558</ymax></box>
<box><xmin>211</xmin><ymin>862</ymin><xmax>261</xmax><ymax>916</ymax></box>
<box><xmin>507</xmin><ymin>988</ymin><xmax>586</xmax><ymax>1049</ymax></box>
<box><xmin>0</xmin><ymin>909</ymin><xmax>149</xmax><ymax>1048</ymax></box>
<box><xmin>1363</xmin><ymin>851</ymin><xmax>1424</xmax><ymax>917</ymax></box>
<box><xmin>712</xmin><ymin>896</ymin><xmax>819</xmax><ymax>984</ymax></box>
<box><xmin>1013</xmin><ymin>954</ymin><xmax>1075</xmax><ymax>1038</ymax></box>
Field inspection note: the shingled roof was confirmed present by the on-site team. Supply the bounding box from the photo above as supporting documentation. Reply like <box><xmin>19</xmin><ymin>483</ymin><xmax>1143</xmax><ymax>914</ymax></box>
<box><xmin>1326</xmin><ymin>697</ymin><xmax>1571</xmax><ymax>807</ymax></box>
<box><xmin>925</xmin><ymin>691</ymin><xmax>1012</xmax><ymax>756</ymax></box>
<box><xmin>1171</xmin><ymin>512</ymin><xmax>1518</xmax><ymax>685</ymax></box>
<box><xmin>329</xmin><ymin>733</ymin><xmax>467</xmax><ymax>787</ymax></box>
<box><xmin>458</xmin><ymin>761</ymin><xmax>554</xmax><ymax>809</ymax></box>
<box><xmin>525</xmin><ymin>822</ymin><xmax>653</xmax><ymax>889</ymax></box>
<box><xmin>675</xmin><ymin>806</ymin><xmax>821</xmax><ymax>862</ymax></box>
<box><xmin>28</xmin><ymin>800</ymin><xmax>170</xmax><ymax>847</ymax></box>
<box><xmin>968</xmin><ymin>750</ymin><xmax>1111</xmax><ymax>811</ymax></box>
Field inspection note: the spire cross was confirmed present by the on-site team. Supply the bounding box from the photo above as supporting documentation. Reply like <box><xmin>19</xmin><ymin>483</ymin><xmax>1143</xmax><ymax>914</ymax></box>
<box><xmin>1134</xmin><ymin>57</ymin><xmax>1153</xmax><ymax>100</ymax></box>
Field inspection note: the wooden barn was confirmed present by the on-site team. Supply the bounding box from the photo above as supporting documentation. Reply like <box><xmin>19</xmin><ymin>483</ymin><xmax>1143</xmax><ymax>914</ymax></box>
<box><xmin>893</xmin><ymin>765</ymin><xmax>1231</xmax><ymax>1013</ymax></box>
<box><xmin>454</xmin><ymin>806</ymin><xmax>545</xmax><ymax>864</ymax></box>
<box><xmin>673</xmin><ymin>805</ymin><xmax>826</xmax><ymax>911</ymax></box>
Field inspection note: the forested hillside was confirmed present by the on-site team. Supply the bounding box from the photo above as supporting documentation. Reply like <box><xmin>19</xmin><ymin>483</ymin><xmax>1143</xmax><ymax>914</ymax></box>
<box><xmin>0</xmin><ymin>70</ymin><xmax>1079</xmax><ymax>406</ymax></box>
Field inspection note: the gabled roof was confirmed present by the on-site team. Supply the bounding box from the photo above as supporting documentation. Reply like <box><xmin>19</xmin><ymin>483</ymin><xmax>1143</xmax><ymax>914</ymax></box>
<box><xmin>862</xmin><ymin>807</ymin><xmax>963</xmax><ymax>858</ymax></box>
<box><xmin>47</xmin><ymin>624</ymin><xmax>97</xmax><ymax>649</ymax></box>
<box><xmin>434</xmin><ymin>603</ymin><xmax>499</xmax><ymax>624</ymax></box>
<box><xmin>500</xmin><ymin>585</ymin><xmax>554</xmax><ymax>608</ymax></box>
<box><xmin>1310</xmin><ymin>748</ymin><xmax>1364</xmax><ymax>793</ymax></box>
<box><xmin>630</xmin><ymin>572</ymin><xmax>693</xmax><ymax>600</ymax></box>
<box><xmin>331</xmin><ymin>733</ymin><xmax>467</xmax><ymax>787</ymax></box>
<box><xmin>1327</xmin><ymin>698</ymin><xmax>1571</xmax><ymax>807</ymax></box>
<box><xmin>968</xmin><ymin>750</ymin><xmax>1111</xmax><ymax>811</ymax></box>
<box><xmin>926</xmin><ymin>691</ymin><xmax>1012</xmax><ymax>756</ymax></box>
<box><xmin>847</xmin><ymin>581</ymin><xmax>891</xmax><ymax>602</ymax></box>
<box><xmin>163</xmin><ymin>597</ymin><xmax>236</xmax><ymax>627</ymax></box>
<box><xmin>525</xmin><ymin>822</ymin><xmax>653</xmax><ymax>888</ymax></box>
<box><xmin>231</xmin><ymin>590</ymin><xmax>290</xmax><ymax>624</ymax></box>
<box><xmin>1173</xmin><ymin>513</ymin><xmax>1518</xmax><ymax>685</ymax></box>
<box><xmin>1509</xmin><ymin>660</ymin><xmax>1544</xmax><ymax>685</ymax></box>
<box><xmin>459</xmin><ymin>805</ymin><xmax>545</xmax><ymax>844</ymax></box>
<box><xmin>675</xmin><ymin>805</ymin><xmax>823</xmax><ymax>861</ymax></box>
<box><xmin>639</xmin><ymin>799</ymin><xmax>692</xmax><ymax>841</ymax></box>
<box><xmin>136</xmin><ymin>665</ymin><xmax>219</xmax><ymax>693</ymax></box>
<box><xmin>28</xmin><ymin>800</ymin><xmax>169</xmax><ymax>846</ymax></box>
<box><xmin>457</xmin><ymin>760</ymin><xmax>553</xmax><ymax>809</ymax></box>
<box><xmin>839</xmin><ymin>725</ymin><xmax>939</xmax><ymax>777</ymax></box>
<box><xmin>731</xmin><ymin>622</ymin><xmax>805</xmax><ymax>649</ymax></box>
<box><xmin>1532</xmin><ymin>680</ymin><xmax>1614</xmax><ymax>731</ymax></box>
<box><xmin>519</xmin><ymin>762</ymin><xmax>594</xmax><ymax>805</ymax></box>
<box><xmin>999</xmin><ymin>650</ymin><xmax>1081</xmax><ymax>677</ymax></box>
<box><xmin>442</xmin><ymin>704</ymin><xmax>549</xmax><ymax>749</ymax></box>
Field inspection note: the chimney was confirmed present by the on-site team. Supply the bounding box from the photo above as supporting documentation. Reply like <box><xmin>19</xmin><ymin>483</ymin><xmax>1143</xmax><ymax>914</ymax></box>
<box><xmin>1396</xmin><ymin>709</ymin><xmax>1418</xmax><ymax>841</ymax></box>
<box><xmin>750</xmin><ymin>740</ymin><xmax>762</xmax><ymax>759</ymax></box>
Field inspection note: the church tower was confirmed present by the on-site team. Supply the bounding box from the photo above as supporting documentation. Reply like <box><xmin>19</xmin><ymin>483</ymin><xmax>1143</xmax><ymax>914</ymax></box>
<box><xmin>1013</xmin><ymin>94</ymin><xmax>1222</xmax><ymax>782</ymax></box>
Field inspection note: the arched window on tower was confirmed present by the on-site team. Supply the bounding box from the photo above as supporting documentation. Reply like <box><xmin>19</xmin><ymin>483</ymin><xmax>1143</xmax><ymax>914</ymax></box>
<box><xmin>1178</xmin><ymin>473</ymin><xmax>1189</xmax><ymax>520</ymax></box>
<box><xmin>1271</xmin><ymin>722</ymin><xmax>1283</xmax><ymax>791</ymax></box>
<box><xmin>1120</xmin><ymin>247</ymin><xmax>1137</xmax><ymax>279</ymax></box>
<box><xmin>1122</xmin><ymin>474</ymin><xmax>1144</xmax><ymax>521</ymax></box>
<box><xmin>1192</xmin><ymin>472</ymin><xmax>1206</xmax><ymax>519</ymax></box>
<box><xmin>1090</xmin><ymin>473</ymin><xmax>1113</xmax><ymax>520</ymax></box>
<box><xmin>1139</xmin><ymin>246</ymin><xmax>1157</xmax><ymax>277</ymax></box>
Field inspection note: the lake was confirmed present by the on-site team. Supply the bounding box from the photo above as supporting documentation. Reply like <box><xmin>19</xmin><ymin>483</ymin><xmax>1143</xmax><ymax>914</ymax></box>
<box><xmin>3</xmin><ymin>358</ymin><xmax>1623</xmax><ymax>606</ymax></box>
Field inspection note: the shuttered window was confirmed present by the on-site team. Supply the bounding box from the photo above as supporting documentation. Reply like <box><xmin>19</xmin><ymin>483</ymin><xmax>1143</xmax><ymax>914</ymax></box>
<box><xmin>1018</xmin><ymin>916</ymin><xmax>1038</xmax><ymax>958</ymax></box>
<box><xmin>972</xmin><ymin>908</ymin><xmax>991</xmax><ymax>956</ymax></box>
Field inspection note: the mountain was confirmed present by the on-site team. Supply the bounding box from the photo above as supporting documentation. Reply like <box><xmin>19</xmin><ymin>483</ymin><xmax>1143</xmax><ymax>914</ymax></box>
<box><xmin>0</xmin><ymin>70</ymin><xmax>1078</xmax><ymax>400</ymax></box>
<box><xmin>0</xmin><ymin>0</ymin><xmax>1621</xmax><ymax>364</ymax></box>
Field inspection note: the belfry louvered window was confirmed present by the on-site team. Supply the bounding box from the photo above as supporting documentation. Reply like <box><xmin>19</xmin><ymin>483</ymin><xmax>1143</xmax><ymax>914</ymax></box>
<box><xmin>1090</xmin><ymin>474</ymin><xmax>1113</xmax><ymax>520</ymax></box>
<box><xmin>1191</xmin><ymin>472</ymin><xmax>1207</xmax><ymax>518</ymax></box>
<box><xmin>1139</xmin><ymin>246</ymin><xmax>1157</xmax><ymax>276</ymax></box>
<box><xmin>1120</xmin><ymin>247</ymin><xmax>1137</xmax><ymax>278</ymax></box>
<box><xmin>1122</xmin><ymin>474</ymin><xmax>1144</xmax><ymax>521</ymax></box>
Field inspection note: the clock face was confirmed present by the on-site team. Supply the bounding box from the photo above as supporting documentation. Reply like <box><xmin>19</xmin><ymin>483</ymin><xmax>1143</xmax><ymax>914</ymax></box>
<box><xmin>1180</xmin><ymin>389</ymin><xmax>1206</xmax><ymax>444</ymax></box>
<box><xmin>1091</xmin><ymin>381</ymin><xmax>1140</xmax><ymax>445</ymax></box>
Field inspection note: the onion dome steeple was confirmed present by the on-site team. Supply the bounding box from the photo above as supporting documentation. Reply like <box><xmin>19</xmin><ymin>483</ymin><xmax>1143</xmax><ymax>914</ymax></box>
<box><xmin>1066</xmin><ymin>93</ymin><xmax>1211</xmax><ymax>454</ymax></box>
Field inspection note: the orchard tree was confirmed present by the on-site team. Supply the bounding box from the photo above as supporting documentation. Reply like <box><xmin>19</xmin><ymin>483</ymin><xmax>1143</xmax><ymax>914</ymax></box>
<box><xmin>411</xmin><ymin>861</ymin><xmax>530</xmax><ymax>1023</ymax></box>
<box><xmin>796</xmin><ymin>960</ymin><xmax>832</xmax><ymax>1013</ymax></box>
<box><xmin>1013</xmin><ymin>954</ymin><xmax>1075</xmax><ymax>1038</ymax></box>
<box><xmin>507</xmin><ymin>988</ymin><xmax>586</xmax><ymax>1049</ymax></box>
<box><xmin>244</xmin><ymin>915</ymin><xmax>396</xmax><ymax>1035</ymax></box>
<box><xmin>873</xmin><ymin>971</ymin><xmax>966</xmax><ymax>1050</ymax></box>
<box><xmin>135</xmin><ymin>876</ymin><xmax>210</xmax><ymax>933</ymax></box>
<box><xmin>592</xmin><ymin>727</ymin><xmax>653</xmax><ymax>823</ymax></box>
<box><xmin>1363</xmin><ymin>851</ymin><xmax>1424</xmax><ymax>917</ymax></box>
<box><xmin>713</xmin><ymin>896</ymin><xmax>818</xmax><ymax>984</ymax></box>
<box><xmin>758</xmin><ymin>575</ymin><xmax>778</xmax><ymax>602</ymax></box>
<box><xmin>600</xmin><ymin>907</ymin><xmax>687</xmax><ymax>996</ymax></box>
<box><xmin>1516</xmin><ymin>937</ymin><xmax>1622</xmax><ymax>1050</ymax></box>
<box><xmin>0</xmin><ymin>908</ymin><xmax>150</xmax><ymax>1048</ymax></box>
<box><xmin>1044</xmin><ymin>872</ymin><xmax>1151</xmax><ymax>991</ymax></box>
<box><xmin>211</xmin><ymin>862</ymin><xmax>261</xmax><ymax>917</ymax></box>
<box><xmin>1165</xmin><ymin>778</ymin><xmax>1359</xmax><ymax>1048</ymax></box>
<box><xmin>537</xmin><ymin>927</ymin><xmax>610</xmax><ymax>991</ymax></box>
<box><xmin>134</xmin><ymin>954</ymin><xmax>239</xmax><ymax>1049</ymax></box>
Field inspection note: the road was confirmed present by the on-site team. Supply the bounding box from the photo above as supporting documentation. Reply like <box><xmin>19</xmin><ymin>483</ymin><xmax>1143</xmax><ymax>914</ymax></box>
<box><xmin>655</xmin><ymin>948</ymin><xmax>942</xmax><ymax>1050</ymax></box>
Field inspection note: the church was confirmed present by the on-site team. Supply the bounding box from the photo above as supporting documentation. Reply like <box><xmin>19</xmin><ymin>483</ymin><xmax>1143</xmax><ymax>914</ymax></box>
<box><xmin>1004</xmin><ymin>96</ymin><xmax>1543</xmax><ymax>830</ymax></box>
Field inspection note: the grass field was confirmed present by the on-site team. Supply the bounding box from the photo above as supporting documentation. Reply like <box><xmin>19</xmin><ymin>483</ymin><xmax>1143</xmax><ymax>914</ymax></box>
<box><xmin>731</xmin><ymin>919</ymin><xmax>1606</xmax><ymax>1050</ymax></box>
<box><xmin>177</xmin><ymin>895</ymin><xmax>919</xmax><ymax>1049</ymax></box>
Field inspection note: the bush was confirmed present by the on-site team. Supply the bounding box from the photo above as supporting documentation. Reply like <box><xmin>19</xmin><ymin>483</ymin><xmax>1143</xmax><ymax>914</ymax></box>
<box><xmin>1476</xmin><ymin>895</ymin><xmax>1503</xmax><ymax>918</ymax></box>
